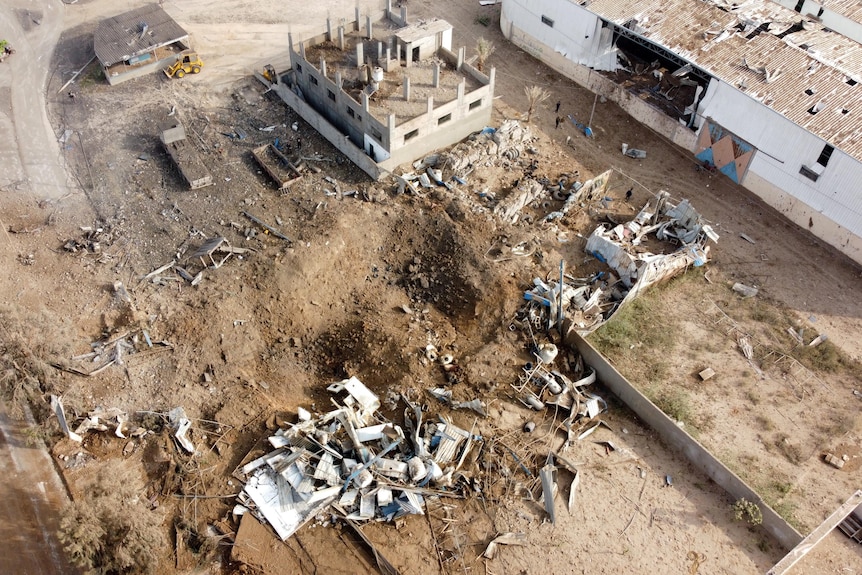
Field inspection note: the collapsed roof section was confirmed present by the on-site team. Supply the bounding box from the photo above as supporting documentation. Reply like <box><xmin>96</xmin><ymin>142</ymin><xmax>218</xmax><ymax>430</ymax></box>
<box><xmin>235</xmin><ymin>377</ymin><xmax>482</xmax><ymax>541</ymax></box>
<box><xmin>519</xmin><ymin>188</ymin><xmax>717</xmax><ymax>336</ymax></box>
<box><xmin>581</xmin><ymin>0</ymin><xmax>862</xmax><ymax>160</ymax></box>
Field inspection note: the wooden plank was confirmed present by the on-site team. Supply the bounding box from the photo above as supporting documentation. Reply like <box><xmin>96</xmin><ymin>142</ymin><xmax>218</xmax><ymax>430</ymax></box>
<box><xmin>767</xmin><ymin>490</ymin><xmax>862</xmax><ymax>575</ymax></box>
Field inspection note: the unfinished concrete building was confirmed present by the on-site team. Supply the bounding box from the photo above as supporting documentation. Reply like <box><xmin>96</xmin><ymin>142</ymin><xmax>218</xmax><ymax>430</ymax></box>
<box><xmin>263</xmin><ymin>3</ymin><xmax>495</xmax><ymax>179</ymax></box>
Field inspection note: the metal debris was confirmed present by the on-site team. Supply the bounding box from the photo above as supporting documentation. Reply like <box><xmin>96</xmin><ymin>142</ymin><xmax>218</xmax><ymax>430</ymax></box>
<box><xmin>483</xmin><ymin>532</ymin><xmax>527</xmax><ymax>559</ymax></box>
<box><xmin>236</xmin><ymin>377</ymin><xmax>480</xmax><ymax>542</ymax></box>
<box><xmin>169</xmin><ymin>407</ymin><xmax>195</xmax><ymax>453</ymax></box>
<box><xmin>808</xmin><ymin>334</ymin><xmax>828</xmax><ymax>347</ymax></box>
<box><xmin>51</xmin><ymin>395</ymin><xmax>82</xmax><ymax>442</ymax></box>
<box><xmin>540</xmin><ymin>462</ymin><xmax>557</xmax><ymax>523</ymax></box>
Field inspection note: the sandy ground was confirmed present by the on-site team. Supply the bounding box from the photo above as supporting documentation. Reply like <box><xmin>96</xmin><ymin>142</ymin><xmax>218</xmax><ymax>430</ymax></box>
<box><xmin>1</xmin><ymin>0</ymin><xmax>861</xmax><ymax>574</ymax></box>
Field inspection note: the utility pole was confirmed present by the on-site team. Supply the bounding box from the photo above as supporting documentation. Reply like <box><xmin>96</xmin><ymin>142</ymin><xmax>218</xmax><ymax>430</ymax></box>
<box><xmin>586</xmin><ymin>93</ymin><xmax>598</xmax><ymax>138</ymax></box>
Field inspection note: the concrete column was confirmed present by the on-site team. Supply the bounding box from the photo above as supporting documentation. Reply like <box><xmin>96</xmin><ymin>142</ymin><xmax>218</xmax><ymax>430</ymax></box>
<box><xmin>377</xmin><ymin>42</ymin><xmax>383</xmax><ymax>61</ymax></box>
<box><xmin>400</xmin><ymin>6</ymin><xmax>407</xmax><ymax>24</ymax></box>
<box><xmin>396</xmin><ymin>43</ymin><xmax>401</xmax><ymax>64</ymax></box>
<box><xmin>326</xmin><ymin>18</ymin><xmax>332</xmax><ymax>42</ymax></box>
<box><xmin>386</xmin><ymin>0</ymin><xmax>392</xmax><ymax>18</ymax></box>
<box><xmin>427</xmin><ymin>96</ymin><xmax>433</xmax><ymax>116</ymax></box>
<box><xmin>405</xmin><ymin>42</ymin><xmax>412</xmax><ymax>68</ymax></box>
<box><xmin>366</xmin><ymin>15</ymin><xmax>372</xmax><ymax>39</ymax></box>
<box><xmin>388</xmin><ymin>114</ymin><xmax>396</xmax><ymax>133</ymax></box>
<box><xmin>404</xmin><ymin>75</ymin><xmax>410</xmax><ymax>101</ymax></box>
<box><xmin>356</xmin><ymin>42</ymin><xmax>364</xmax><ymax>68</ymax></box>
<box><xmin>362</xmin><ymin>91</ymin><xmax>370</xmax><ymax>112</ymax></box>
<box><xmin>433</xmin><ymin>63</ymin><xmax>440</xmax><ymax>88</ymax></box>
<box><xmin>457</xmin><ymin>47</ymin><xmax>464</xmax><ymax>70</ymax></box>
<box><xmin>355</xmin><ymin>7</ymin><xmax>360</xmax><ymax>31</ymax></box>
<box><xmin>489</xmin><ymin>67</ymin><xmax>496</xmax><ymax>91</ymax></box>
<box><xmin>320</xmin><ymin>57</ymin><xmax>327</xmax><ymax>77</ymax></box>
<box><xmin>457</xmin><ymin>79</ymin><xmax>465</xmax><ymax>103</ymax></box>
<box><xmin>300</xmin><ymin>40</ymin><xmax>306</xmax><ymax>60</ymax></box>
<box><xmin>384</xmin><ymin>48</ymin><xmax>394</xmax><ymax>72</ymax></box>
<box><xmin>288</xmin><ymin>32</ymin><xmax>294</xmax><ymax>52</ymax></box>
<box><xmin>338</xmin><ymin>26</ymin><xmax>345</xmax><ymax>50</ymax></box>
<box><xmin>335</xmin><ymin>71</ymin><xmax>342</xmax><ymax>90</ymax></box>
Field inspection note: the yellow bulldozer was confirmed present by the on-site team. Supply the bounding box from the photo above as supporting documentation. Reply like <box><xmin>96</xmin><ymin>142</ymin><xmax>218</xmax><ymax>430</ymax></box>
<box><xmin>164</xmin><ymin>52</ymin><xmax>203</xmax><ymax>79</ymax></box>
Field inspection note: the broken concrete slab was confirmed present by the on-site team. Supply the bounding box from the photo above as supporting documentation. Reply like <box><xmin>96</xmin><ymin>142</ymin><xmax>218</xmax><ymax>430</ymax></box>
<box><xmin>732</xmin><ymin>283</ymin><xmax>759</xmax><ymax>298</ymax></box>
<box><xmin>699</xmin><ymin>367</ymin><xmax>716</xmax><ymax>381</ymax></box>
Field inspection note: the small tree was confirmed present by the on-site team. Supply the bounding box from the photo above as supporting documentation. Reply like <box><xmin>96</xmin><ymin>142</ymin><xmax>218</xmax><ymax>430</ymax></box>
<box><xmin>524</xmin><ymin>85</ymin><xmax>550</xmax><ymax>123</ymax></box>
<box><xmin>59</xmin><ymin>462</ymin><xmax>165</xmax><ymax>574</ymax></box>
<box><xmin>476</xmin><ymin>37</ymin><xmax>495</xmax><ymax>72</ymax></box>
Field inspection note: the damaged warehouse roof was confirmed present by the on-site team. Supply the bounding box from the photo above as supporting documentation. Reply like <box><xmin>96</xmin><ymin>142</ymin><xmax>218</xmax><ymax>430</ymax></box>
<box><xmin>585</xmin><ymin>0</ymin><xmax>862</xmax><ymax>160</ymax></box>
<box><xmin>94</xmin><ymin>4</ymin><xmax>189</xmax><ymax>67</ymax></box>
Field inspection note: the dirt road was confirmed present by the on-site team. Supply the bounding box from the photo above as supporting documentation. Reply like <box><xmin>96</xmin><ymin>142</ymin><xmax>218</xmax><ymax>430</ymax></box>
<box><xmin>0</xmin><ymin>405</ymin><xmax>76</xmax><ymax>575</ymax></box>
<box><xmin>0</xmin><ymin>0</ymin><xmax>69</xmax><ymax>200</ymax></box>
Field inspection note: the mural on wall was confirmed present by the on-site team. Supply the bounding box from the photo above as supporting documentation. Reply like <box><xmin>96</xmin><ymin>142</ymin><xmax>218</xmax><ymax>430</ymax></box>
<box><xmin>695</xmin><ymin>121</ymin><xmax>755</xmax><ymax>184</ymax></box>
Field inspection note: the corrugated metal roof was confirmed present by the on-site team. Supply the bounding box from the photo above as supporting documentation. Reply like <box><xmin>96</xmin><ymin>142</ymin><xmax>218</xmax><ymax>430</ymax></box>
<box><xmin>583</xmin><ymin>0</ymin><xmax>862</xmax><ymax>160</ymax></box>
<box><xmin>820</xmin><ymin>0</ymin><xmax>862</xmax><ymax>23</ymax></box>
<box><xmin>94</xmin><ymin>4</ymin><xmax>188</xmax><ymax>67</ymax></box>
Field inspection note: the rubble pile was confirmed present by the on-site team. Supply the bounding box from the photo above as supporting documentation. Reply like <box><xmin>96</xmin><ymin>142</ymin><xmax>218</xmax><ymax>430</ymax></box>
<box><xmin>440</xmin><ymin>119</ymin><xmax>536</xmax><ymax>175</ymax></box>
<box><xmin>517</xmin><ymin>192</ymin><xmax>719</xmax><ymax>335</ymax></box>
<box><xmin>235</xmin><ymin>376</ymin><xmax>481</xmax><ymax>541</ymax></box>
<box><xmin>520</xmin><ymin>273</ymin><xmax>617</xmax><ymax>334</ymax></box>
<box><xmin>507</xmin><ymin>341</ymin><xmax>607</xmax><ymax>440</ymax></box>
<box><xmin>585</xmin><ymin>191</ymin><xmax>718</xmax><ymax>291</ymax></box>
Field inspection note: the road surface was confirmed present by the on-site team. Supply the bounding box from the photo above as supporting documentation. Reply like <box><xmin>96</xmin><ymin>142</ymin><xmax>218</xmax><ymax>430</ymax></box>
<box><xmin>0</xmin><ymin>0</ymin><xmax>68</xmax><ymax>199</ymax></box>
<box><xmin>0</xmin><ymin>404</ymin><xmax>77</xmax><ymax>574</ymax></box>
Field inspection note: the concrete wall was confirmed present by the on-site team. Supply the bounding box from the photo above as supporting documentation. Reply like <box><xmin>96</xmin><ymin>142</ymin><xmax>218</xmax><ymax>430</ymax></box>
<box><xmin>742</xmin><ymin>170</ymin><xmax>862</xmax><ymax>265</ymax></box>
<box><xmin>290</xmin><ymin>50</ymin><xmax>389</xmax><ymax>151</ymax></box>
<box><xmin>267</xmin><ymin>78</ymin><xmax>383</xmax><ymax>180</ymax></box>
<box><xmin>379</xmin><ymin>85</ymin><xmax>492</xmax><ymax>170</ymax></box>
<box><xmin>565</xmin><ymin>329</ymin><xmax>804</xmax><ymax>551</ymax></box>
<box><xmin>290</xmin><ymin>34</ymin><xmax>494</xmax><ymax>173</ymax></box>
<box><xmin>283</xmin><ymin>6</ymin><xmax>494</xmax><ymax>177</ymax></box>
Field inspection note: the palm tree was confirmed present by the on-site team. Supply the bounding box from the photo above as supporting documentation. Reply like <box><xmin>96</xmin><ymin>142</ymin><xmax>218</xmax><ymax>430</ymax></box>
<box><xmin>476</xmin><ymin>37</ymin><xmax>495</xmax><ymax>72</ymax></box>
<box><xmin>524</xmin><ymin>85</ymin><xmax>550</xmax><ymax>123</ymax></box>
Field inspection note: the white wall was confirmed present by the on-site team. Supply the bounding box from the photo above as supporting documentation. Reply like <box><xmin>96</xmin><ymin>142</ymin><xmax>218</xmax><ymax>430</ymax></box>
<box><xmin>501</xmin><ymin>0</ymin><xmax>618</xmax><ymax>71</ymax></box>
<box><xmin>699</xmin><ymin>81</ymin><xmax>862</xmax><ymax>232</ymax></box>
<box><xmin>503</xmin><ymin>0</ymin><xmax>862</xmax><ymax>265</ymax></box>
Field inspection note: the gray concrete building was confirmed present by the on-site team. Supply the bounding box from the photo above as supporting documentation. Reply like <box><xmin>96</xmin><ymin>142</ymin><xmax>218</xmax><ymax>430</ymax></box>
<box><xmin>264</xmin><ymin>3</ymin><xmax>495</xmax><ymax>180</ymax></box>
